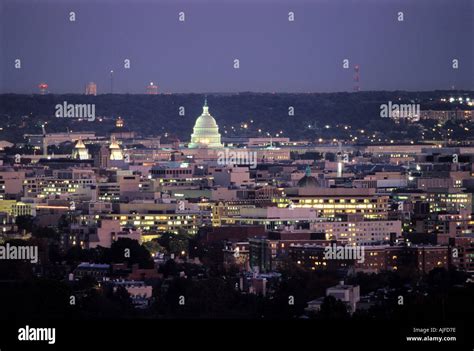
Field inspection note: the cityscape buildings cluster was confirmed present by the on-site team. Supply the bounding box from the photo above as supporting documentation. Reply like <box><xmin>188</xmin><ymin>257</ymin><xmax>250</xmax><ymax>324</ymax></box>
<box><xmin>0</xmin><ymin>98</ymin><xmax>473</xmax><ymax>319</ymax></box>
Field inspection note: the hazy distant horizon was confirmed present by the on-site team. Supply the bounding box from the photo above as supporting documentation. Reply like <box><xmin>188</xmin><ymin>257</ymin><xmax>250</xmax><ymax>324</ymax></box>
<box><xmin>1</xmin><ymin>89</ymin><xmax>474</xmax><ymax>96</ymax></box>
<box><xmin>1</xmin><ymin>0</ymin><xmax>472</xmax><ymax>94</ymax></box>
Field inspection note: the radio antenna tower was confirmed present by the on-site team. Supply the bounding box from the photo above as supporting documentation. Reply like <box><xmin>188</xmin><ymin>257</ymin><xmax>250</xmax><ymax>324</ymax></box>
<box><xmin>110</xmin><ymin>70</ymin><xmax>114</xmax><ymax>94</ymax></box>
<box><xmin>353</xmin><ymin>65</ymin><xmax>360</xmax><ymax>92</ymax></box>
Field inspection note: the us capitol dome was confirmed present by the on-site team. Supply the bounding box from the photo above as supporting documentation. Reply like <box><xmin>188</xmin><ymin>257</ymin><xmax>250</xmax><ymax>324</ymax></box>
<box><xmin>188</xmin><ymin>98</ymin><xmax>223</xmax><ymax>149</ymax></box>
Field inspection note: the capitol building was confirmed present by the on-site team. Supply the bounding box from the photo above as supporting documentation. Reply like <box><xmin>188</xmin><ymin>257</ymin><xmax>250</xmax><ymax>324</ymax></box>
<box><xmin>188</xmin><ymin>99</ymin><xmax>223</xmax><ymax>149</ymax></box>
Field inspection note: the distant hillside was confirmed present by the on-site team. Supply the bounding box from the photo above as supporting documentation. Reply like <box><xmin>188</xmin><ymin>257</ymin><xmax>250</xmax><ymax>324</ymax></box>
<box><xmin>0</xmin><ymin>91</ymin><xmax>472</xmax><ymax>143</ymax></box>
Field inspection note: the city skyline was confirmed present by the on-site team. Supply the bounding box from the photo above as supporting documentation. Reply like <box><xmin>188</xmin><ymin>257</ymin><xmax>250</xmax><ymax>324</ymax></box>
<box><xmin>0</xmin><ymin>0</ymin><xmax>472</xmax><ymax>347</ymax></box>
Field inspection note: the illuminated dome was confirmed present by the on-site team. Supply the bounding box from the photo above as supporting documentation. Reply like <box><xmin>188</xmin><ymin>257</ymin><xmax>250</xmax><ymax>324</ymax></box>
<box><xmin>188</xmin><ymin>99</ymin><xmax>223</xmax><ymax>149</ymax></box>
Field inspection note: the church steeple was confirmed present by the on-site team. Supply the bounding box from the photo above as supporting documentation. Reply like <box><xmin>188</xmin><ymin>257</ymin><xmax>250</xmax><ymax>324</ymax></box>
<box><xmin>297</xmin><ymin>165</ymin><xmax>318</xmax><ymax>188</ymax></box>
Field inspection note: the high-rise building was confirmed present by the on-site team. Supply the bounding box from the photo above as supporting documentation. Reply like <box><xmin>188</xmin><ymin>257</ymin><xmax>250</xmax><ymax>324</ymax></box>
<box><xmin>38</xmin><ymin>82</ymin><xmax>48</xmax><ymax>95</ymax></box>
<box><xmin>85</xmin><ymin>82</ymin><xmax>97</xmax><ymax>96</ymax></box>
<box><xmin>116</xmin><ymin>117</ymin><xmax>124</xmax><ymax>128</ymax></box>
<box><xmin>146</xmin><ymin>82</ymin><xmax>158</xmax><ymax>95</ymax></box>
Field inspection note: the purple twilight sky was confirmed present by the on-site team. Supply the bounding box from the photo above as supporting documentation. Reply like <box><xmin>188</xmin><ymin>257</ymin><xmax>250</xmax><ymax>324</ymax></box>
<box><xmin>0</xmin><ymin>0</ymin><xmax>472</xmax><ymax>94</ymax></box>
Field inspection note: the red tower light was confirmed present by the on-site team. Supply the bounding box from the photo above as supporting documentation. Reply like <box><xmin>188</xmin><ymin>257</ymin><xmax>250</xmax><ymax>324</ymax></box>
<box><xmin>38</xmin><ymin>82</ymin><xmax>48</xmax><ymax>95</ymax></box>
